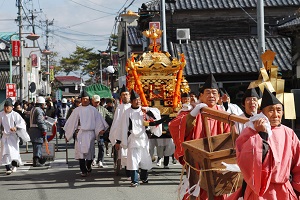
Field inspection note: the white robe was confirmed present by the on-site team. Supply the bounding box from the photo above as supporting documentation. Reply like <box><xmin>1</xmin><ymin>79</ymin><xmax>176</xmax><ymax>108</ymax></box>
<box><xmin>221</xmin><ymin>103</ymin><xmax>245</xmax><ymax>134</ymax></box>
<box><xmin>109</xmin><ymin>103</ymin><xmax>131</xmax><ymax>167</ymax></box>
<box><xmin>221</xmin><ymin>103</ymin><xmax>244</xmax><ymax>116</ymax></box>
<box><xmin>0</xmin><ymin>110</ymin><xmax>29</xmax><ymax>166</ymax></box>
<box><xmin>145</xmin><ymin>107</ymin><xmax>174</xmax><ymax>157</ymax></box>
<box><xmin>120</xmin><ymin>106</ymin><xmax>152</xmax><ymax>170</ymax></box>
<box><xmin>109</xmin><ymin>103</ymin><xmax>132</xmax><ymax>145</ymax></box>
<box><xmin>234</xmin><ymin>113</ymin><xmax>247</xmax><ymax>134</ymax></box>
<box><xmin>64</xmin><ymin>105</ymin><xmax>108</xmax><ymax>160</ymax></box>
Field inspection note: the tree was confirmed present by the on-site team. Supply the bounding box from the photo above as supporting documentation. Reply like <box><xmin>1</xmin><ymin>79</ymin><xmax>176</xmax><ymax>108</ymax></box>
<box><xmin>60</xmin><ymin>46</ymin><xmax>95</xmax><ymax>75</ymax></box>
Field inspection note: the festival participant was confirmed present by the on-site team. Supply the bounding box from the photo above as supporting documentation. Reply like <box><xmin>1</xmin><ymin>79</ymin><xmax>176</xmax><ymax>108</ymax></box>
<box><xmin>104</xmin><ymin>98</ymin><xmax>115</xmax><ymax>156</ymax></box>
<box><xmin>169</xmin><ymin>74</ymin><xmax>230</xmax><ymax>200</ymax></box>
<box><xmin>28</xmin><ymin>96</ymin><xmax>48</xmax><ymax>167</ymax></box>
<box><xmin>189</xmin><ymin>92</ymin><xmax>198</xmax><ymax>104</ymax></box>
<box><xmin>64</xmin><ymin>90</ymin><xmax>108</xmax><ymax>177</ymax></box>
<box><xmin>55</xmin><ymin>98</ymin><xmax>69</xmax><ymax>139</ymax></box>
<box><xmin>227</xmin><ymin>88</ymin><xmax>300</xmax><ymax>199</ymax></box>
<box><xmin>178</xmin><ymin>92</ymin><xmax>193</xmax><ymax>114</ymax></box>
<box><xmin>109</xmin><ymin>84</ymin><xmax>131</xmax><ymax>179</ymax></box>
<box><xmin>218</xmin><ymin>88</ymin><xmax>243</xmax><ymax>116</ymax></box>
<box><xmin>66</xmin><ymin>98</ymin><xmax>81</xmax><ymax>120</ymax></box>
<box><xmin>234</xmin><ymin>88</ymin><xmax>260</xmax><ymax>133</ymax></box>
<box><xmin>91</xmin><ymin>94</ymin><xmax>113</xmax><ymax>168</ymax></box>
<box><xmin>0</xmin><ymin>98</ymin><xmax>30</xmax><ymax>175</ymax></box>
<box><xmin>119</xmin><ymin>90</ymin><xmax>153</xmax><ymax>187</ymax></box>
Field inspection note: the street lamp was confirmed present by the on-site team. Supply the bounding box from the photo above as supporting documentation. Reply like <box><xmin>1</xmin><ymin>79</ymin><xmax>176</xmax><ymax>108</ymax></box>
<box><xmin>120</xmin><ymin>10</ymin><xmax>139</xmax><ymax>77</ymax></box>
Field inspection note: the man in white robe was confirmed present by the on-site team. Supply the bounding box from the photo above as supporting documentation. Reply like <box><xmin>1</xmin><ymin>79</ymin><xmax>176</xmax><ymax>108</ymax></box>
<box><xmin>0</xmin><ymin>98</ymin><xmax>30</xmax><ymax>175</ymax></box>
<box><xmin>120</xmin><ymin>90</ymin><xmax>153</xmax><ymax>187</ymax></box>
<box><xmin>219</xmin><ymin>88</ymin><xmax>244</xmax><ymax>117</ymax></box>
<box><xmin>64</xmin><ymin>90</ymin><xmax>108</xmax><ymax>177</ymax></box>
<box><xmin>109</xmin><ymin>84</ymin><xmax>131</xmax><ymax>178</ymax></box>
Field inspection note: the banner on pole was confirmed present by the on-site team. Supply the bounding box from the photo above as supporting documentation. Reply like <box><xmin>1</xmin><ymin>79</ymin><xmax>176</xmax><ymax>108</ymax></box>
<box><xmin>6</xmin><ymin>83</ymin><xmax>17</xmax><ymax>98</ymax></box>
<box><xmin>31</xmin><ymin>54</ymin><xmax>38</xmax><ymax>67</ymax></box>
<box><xmin>11</xmin><ymin>40</ymin><xmax>20</xmax><ymax>57</ymax></box>
<box><xmin>25</xmin><ymin>57</ymin><xmax>31</xmax><ymax>72</ymax></box>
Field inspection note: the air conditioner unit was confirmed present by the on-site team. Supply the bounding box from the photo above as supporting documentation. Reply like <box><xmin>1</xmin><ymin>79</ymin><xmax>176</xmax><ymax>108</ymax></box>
<box><xmin>176</xmin><ymin>28</ymin><xmax>190</xmax><ymax>40</ymax></box>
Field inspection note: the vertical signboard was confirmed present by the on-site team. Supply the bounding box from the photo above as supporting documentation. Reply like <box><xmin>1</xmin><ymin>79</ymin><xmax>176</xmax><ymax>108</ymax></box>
<box><xmin>11</xmin><ymin>40</ymin><xmax>20</xmax><ymax>57</ymax></box>
<box><xmin>31</xmin><ymin>54</ymin><xmax>38</xmax><ymax>67</ymax></box>
<box><xmin>6</xmin><ymin>83</ymin><xmax>17</xmax><ymax>98</ymax></box>
<box><xmin>50</xmin><ymin>66</ymin><xmax>54</xmax><ymax>82</ymax></box>
<box><xmin>25</xmin><ymin>57</ymin><xmax>31</xmax><ymax>73</ymax></box>
<box><xmin>149</xmin><ymin>22</ymin><xmax>161</xmax><ymax>45</ymax></box>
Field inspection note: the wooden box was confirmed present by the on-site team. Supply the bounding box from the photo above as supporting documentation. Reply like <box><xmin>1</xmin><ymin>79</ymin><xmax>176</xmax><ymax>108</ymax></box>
<box><xmin>181</xmin><ymin>107</ymin><xmax>248</xmax><ymax>199</ymax></box>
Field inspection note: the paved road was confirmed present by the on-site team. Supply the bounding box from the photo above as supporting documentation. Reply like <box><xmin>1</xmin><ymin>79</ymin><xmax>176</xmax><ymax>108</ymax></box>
<box><xmin>0</xmin><ymin>138</ymin><xmax>182</xmax><ymax>200</ymax></box>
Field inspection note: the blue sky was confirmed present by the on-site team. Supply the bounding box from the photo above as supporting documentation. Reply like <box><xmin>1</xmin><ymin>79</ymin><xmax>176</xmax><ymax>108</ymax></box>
<box><xmin>0</xmin><ymin>0</ymin><xmax>148</xmax><ymax>58</ymax></box>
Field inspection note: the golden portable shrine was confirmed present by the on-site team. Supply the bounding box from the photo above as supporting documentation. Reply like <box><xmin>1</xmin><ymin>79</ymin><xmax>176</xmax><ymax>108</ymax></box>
<box><xmin>125</xmin><ymin>26</ymin><xmax>190</xmax><ymax>117</ymax></box>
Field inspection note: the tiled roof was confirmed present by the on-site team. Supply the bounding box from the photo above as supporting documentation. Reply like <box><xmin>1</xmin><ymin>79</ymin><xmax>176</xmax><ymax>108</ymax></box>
<box><xmin>171</xmin><ymin>36</ymin><xmax>291</xmax><ymax>76</ymax></box>
<box><xmin>0</xmin><ymin>71</ymin><xmax>20</xmax><ymax>90</ymax></box>
<box><xmin>0</xmin><ymin>50</ymin><xmax>10</xmax><ymax>62</ymax></box>
<box><xmin>278</xmin><ymin>17</ymin><xmax>300</xmax><ymax>29</ymax></box>
<box><xmin>128</xmin><ymin>26</ymin><xmax>143</xmax><ymax>46</ymax></box>
<box><xmin>0</xmin><ymin>50</ymin><xmax>19</xmax><ymax>63</ymax></box>
<box><xmin>144</xmin><ymin>0</ymin><xmax>300</xmax><ymax>11</ymax></box>
<box><xmin>55</xmin><ymin>76</ymin><xmax>81</xmax><ymax>83</ymax></box>
<box><xmin>0</xmin><ymin>38</ymin><xmax>20</xmax><ymax>63</ymax></box>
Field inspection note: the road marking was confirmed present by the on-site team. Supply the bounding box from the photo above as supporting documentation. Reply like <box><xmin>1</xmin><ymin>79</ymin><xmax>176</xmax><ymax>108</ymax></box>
<box><xmin>48</xmin><ymin>159</ymin><xmax>68</xmax><ymax>169</ymax></box>
<box><xmin>17</xmin><ymin>166</ymin><xmax>31</xmax><ymax>172</ymax></box>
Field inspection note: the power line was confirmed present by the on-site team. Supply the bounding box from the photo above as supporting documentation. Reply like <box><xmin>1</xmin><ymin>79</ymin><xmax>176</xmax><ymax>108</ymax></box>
<box><xmin>68</xmin><ymin>0</ymin><xmax>116</xmax><ymax>15</ymax></box>
<box><xmin>55</xmin><ymin>29</ymin><xmax>107</xmax><ymax>37</ymax></box>
<box><xmin>52</xmin><ymin>14</ymin><xmax>113</xmax><ymax>31</ymax></box>
<box><xmin>53</xmin><ymin>32</ymin><xmax>109</xmax><ymax>42</ymax></box>
<box><xmin>106</xmin><ymin>0</ymin><xmax>137</xmax><ymax>51</ymax></box>
<box><xmin>85</xmin><ymin>0</ymin><xmax>118</xmax><ymax>11</ymax></box>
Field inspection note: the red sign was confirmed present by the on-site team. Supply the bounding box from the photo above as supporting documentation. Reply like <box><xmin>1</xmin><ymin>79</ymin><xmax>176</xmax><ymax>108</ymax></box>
<box><xmin>149</xmin><ymin>22</ymin><xmax>160</xmax><ymax>30</ymax></box>
<box><xmin>149</xmin><ymin>22</ymin><xmax>161</xmax><ymax>44</ymax></box>
<box><xmin>11</xmin><ymin>40</ymin><xmax>20</xmax><ymax>57</ymax></box>
<box><xmin>31</xmin><ymin>54</ymin><xmax>38</xmax><ymax>67</ymax></box>
<box><xmin>6</xmin><ymin>83</ymin><xmax>17</xmax><ymax>98</ymax></box>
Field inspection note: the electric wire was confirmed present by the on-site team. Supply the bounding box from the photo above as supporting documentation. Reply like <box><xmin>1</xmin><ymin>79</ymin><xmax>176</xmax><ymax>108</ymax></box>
<box><xmin>68</xmin><ymin>0</ymin><xmax>116</xmax><ymax>15</ymax></box>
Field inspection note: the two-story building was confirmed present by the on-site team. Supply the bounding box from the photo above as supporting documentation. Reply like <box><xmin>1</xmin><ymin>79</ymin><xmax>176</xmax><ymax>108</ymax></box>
<box><xmin>53</xmin><ymin>76</ymin><xmax>84</xmax><ymax>98</ymax></box>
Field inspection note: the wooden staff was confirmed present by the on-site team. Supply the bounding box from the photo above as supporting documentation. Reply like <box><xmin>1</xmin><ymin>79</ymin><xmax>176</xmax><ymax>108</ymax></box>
<box><xmin>65</xmin><ymin>139</ymin><xmax>68</xmax><ymax>164</ymax></box>
<box><xmin>201</xmin><ymin>107</ymin><xmax>249</xmax><ymax>124</ymax></box>
<box><xmin>44</xmin><ymin>139</ymin><xmax>50</xmax><ymax>155</ymax></box>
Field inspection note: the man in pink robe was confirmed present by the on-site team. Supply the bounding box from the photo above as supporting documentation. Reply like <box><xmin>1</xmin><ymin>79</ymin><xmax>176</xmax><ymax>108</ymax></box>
<box><xmin>169</xmin><ymin>74</ymin><xmax>230</xmax><ymax>200</ymax></box>
<box><xmin>227</xmin><ymin>88</ymin><xmax>300</xmax><ymax>200</ymax></box>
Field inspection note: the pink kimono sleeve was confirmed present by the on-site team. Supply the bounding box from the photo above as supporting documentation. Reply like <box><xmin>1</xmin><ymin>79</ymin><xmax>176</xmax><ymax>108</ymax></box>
<box><xmin>236</xmin><ymin>128</ymin><xmax>273</xmax><ymax>196</ymax></box>
<box><xmin>290</xmin><ymin>131</ymin><xmax>300</xmax><ymax>194</ymax></box>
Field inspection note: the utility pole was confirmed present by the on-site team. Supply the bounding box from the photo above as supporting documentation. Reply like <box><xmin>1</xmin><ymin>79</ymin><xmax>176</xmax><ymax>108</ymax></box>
<box><xmin>257</xmin><ymin>0</ymin><xmax>265</xmax><ymax>69</ymax></box>
<box><xmin>100</xmin><ymin>58</ymin><xmax>102</xmax><ymax>84</ymax></box>
<box><xmin>109</xmin><ymin>38</ymin><xmax>114</xmax><ymax>92</ymax></box>
<box><xmin>161</xmin><ymin>0</ymin><xmax>167</xmax><ymax>52</ymax></box>
<box><xmin>29</xmin><ymin>5</ymin><xmax>42</xmax><ymax>47</ymax></box>
<box><xmin>17</xmin><ymin>0</ymin><xmax>23</xmax><ymax>100</ymax></box>
<box><xmin>42</xmin><ymin>19</ymin><xmax>54</xmax><ymax>96</ymax></box>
